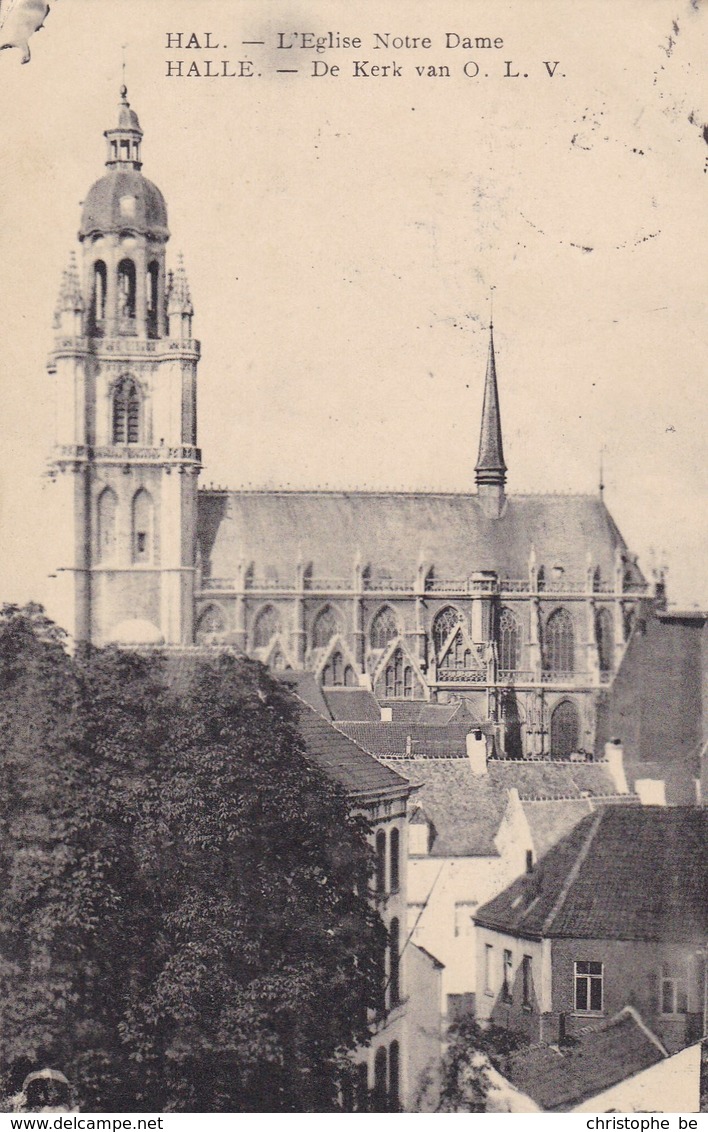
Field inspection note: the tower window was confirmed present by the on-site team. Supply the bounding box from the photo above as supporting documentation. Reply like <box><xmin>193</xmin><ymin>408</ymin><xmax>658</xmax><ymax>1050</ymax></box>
<box><xmin>131</xmin><ymin>489</ymin><xmax>153</xmax><ymax>564</ymax></box>
<box><xmin>147</xmin><ymin>261</ymin><xmax>159</xmax><ymax>337</ymax></box>
<box><xmin>96</xmin><ymin>487</ymin><xmax>117</xmax><ymax>562</ymax></box>
<box><xmin>93</xmin><ymin>260</ymin><xmax>107</xmax><ymax>327</ymax></box>
<box><xmin>113</xmin><ymin>378</ymin><xmax>141</xmax><ymax>444</ymax></box>
<box><xmin>118</xmin><ymin>259</ymin><xmax>136</xmax><ymax>320</ymax></box>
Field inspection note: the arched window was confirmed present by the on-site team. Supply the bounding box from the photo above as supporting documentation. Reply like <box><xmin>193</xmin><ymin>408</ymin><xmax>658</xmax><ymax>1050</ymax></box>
<box><xmin>131</xmin><ymin>488</ymin><xmax>153</xmax><ymax>563</ymax></box>
<box><xmin>501</xmin><ymin>691</ymin><xmax>524</xmax><ymax>760</ymax></box>
<box><xmin>323</xmin><ymin>651</ymin><xmax>344</xmax><ymax>686</ymax></box>
<box><xmin>544</xmin><ymin>609</ymin><xmax>575</xmax><ymax>673</ymax></box>
<box><xmin>117</xmin><ymin>259</ymin><xmax>136</xmax><ymax>320</ymax></box>
<box><xmin>375</xmin><ymin>830</ymin><xmax>386</xmax><ymax>897</ymax></box>
<box><xmin>389</xmin><ymin>828</ymin><xmax>400</xmax><ymax>894</ymax></box>
<box><xmin>112</xmin><ymin>377</ymin><xmax>141</xmax><ymax>444</ymax></box>
<box><xmin>96</xmin><ymin>486</ymin><xmax>117</xmax><ymax>562</ymax></box>
<box><xmin>384</xmin><ymin>648</ymin><xmax>404</xmax><ymax>698</ymax></box>
<box><xmin>92</xmin><ymin>260</ymin><xmax>107</xmax><ymax>327</ymax></box>
<box><xmin>195</xmin><ymin>605</ymin><xmax>225</xmax><ymax>643</ymax></box>
<box><xmin>370</xmin><ymin>606</ymin><xmax>399</xmax><ymax>650</ymax></box>
<box><xmin>373</xmin><ymin>1048</ymin><xmax>388</xmax><ymax>1112</ymax></box>
<box><xmin>550</xmin><ymin>700</ymin><xmax>580</xmax><ymax>759</ymax></box>
<box><xmin>389</xmin><ymin>1042</ymin><xmax>400</xmax><ymax>1111</ymax></box>
<box><xmin>344</xmin><ymin>665</ymin><xmax>358</xmax><ymax>687</ymax></box>
<box><xmin>312</xmin><ymin>605</ymin><xmax>339</xmax><ymax>649</ymax></box>
<box><xmin>146</xmin><ymin>261</ymin><xmax>159</xmax><ymax>337</ymax></box>
<box><xmin>432</xmin><ymin>606</ymin><xmax>463</xmax><ymax>657</ymax></box>
<box><xmin>403</xmin><ymin>666</ymin><xmax>413</xmax><ymax>698</ymax></box>
<box><xmin>595</xmin><ymin>608</ymin><xmax>614</xmax><ymax>672</ymax></box>
<box><xmin>252</xmin><ymin>605</ymin><xmax>280</xmax><ymax>648</ymax></box>
<box><xmin>498</xmin><ymin>607</ymin><xmax>521</xmax><ymax>671</ymax></box>
<box><xmin>389</xmin><ymin>918</ymin><xmax>400</xmax><ymax>1007</ymax></box>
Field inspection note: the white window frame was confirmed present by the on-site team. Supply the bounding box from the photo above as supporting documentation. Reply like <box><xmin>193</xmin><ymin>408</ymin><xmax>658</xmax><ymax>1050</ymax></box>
<box><xmin>574</xmin><ymin>960</ymin><xmax>603</xmax><ymax>1014</ymax></box>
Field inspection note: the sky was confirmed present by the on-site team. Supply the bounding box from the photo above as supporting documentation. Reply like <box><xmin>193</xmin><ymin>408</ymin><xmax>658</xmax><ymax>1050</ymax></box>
<box><xmin>0</xmin><ymin>0</ymin><xmax>706</xmax><ymax>608</ymax></box>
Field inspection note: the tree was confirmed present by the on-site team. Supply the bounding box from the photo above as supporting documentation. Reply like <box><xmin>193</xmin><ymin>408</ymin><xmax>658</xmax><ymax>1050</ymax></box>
<box><xmin>0</xmin><ymin>605</ymin><xmax>385</xmax><ymax>1112</ymax></box>
<box><xmin>438</xmin><ymin>1015</ymin><xmax>530</xmax><ymax>1112</ymax></box>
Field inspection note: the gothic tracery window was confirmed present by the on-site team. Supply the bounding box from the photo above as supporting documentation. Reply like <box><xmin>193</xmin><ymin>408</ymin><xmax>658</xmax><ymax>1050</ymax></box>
<box><xmin>252</xmin><ymin>605</ymin><xmax>280</xmax><ymax>649</ymax></box>
<box><xmin>323</xmin><ymin>651</ymin><xmax>344</xmax><ymax>686</ymax></box>
<box><xmin>432</xmin><ymin>606</ymin><xmax>463</xmax><ymax>658</ymax></box>
<box><xmin>384</xmin><ymin>648</ymin><xmax>405</xmax><ymax>698</ymax></box>
<box><xmin>312</xmin><ymin>605</ymin><xmax>340</xmax><ymax>649</ymax></box>
<box><xmin>370</xmin><ymin>606</ymin><xmax>399</xmax><ymax>650</ymax></box>
<box><xmin>113</xmin><ymin>377</ymin><xmax>141</xmax><ymax>444</ymax></box>
<box><xmin>544</xmin><ymin>608</ymin><xmax>575</xmax><ymax>673</ymax></box>
<box><xmin>498</xmin><ymin>607</ymin><xmax>521</xmax><ymax>671</ymax></box>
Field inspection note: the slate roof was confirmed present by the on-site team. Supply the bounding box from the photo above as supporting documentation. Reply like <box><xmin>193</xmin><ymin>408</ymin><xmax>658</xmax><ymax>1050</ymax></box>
<box><xmin>294</xmin><ymin>700</ymin><xmax>411</xmax><ymax>800</ymax></box>
<box><xmin>502</xmin><ymin>1007</ymin><xmax>667</xmax><ymax>1111</ymax></box>
<box><xmin>321</xmin><ymin>688</ymin><xmax>381</xmax><ymax>722</ymax></box>
<box><xmin>475</xmin><ymin>806</ymin><xmax>708</xmax><ymax>941</ymax></box>
<box><xmin>336</xmin><ymin>721</ymin><xmax>487</xmax><ymax>760</ymax></box>
<box><xmin>378</xmin><ymin>758</ymin><xmax>632</xmax><ymax>858</ymax></box>
<box><xmin>197</xmin><ymin>490</ymin><xmax>631</xmax><ymax>586</ymax></box>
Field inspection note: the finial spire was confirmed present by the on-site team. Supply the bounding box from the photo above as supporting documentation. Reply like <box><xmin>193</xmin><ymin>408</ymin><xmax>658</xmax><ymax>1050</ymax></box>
<box><xmin>599</xmin><ymin>445</ymin><xmax>605</xmax><ymax>498</ymax></box>
<box><xmin>475</xmin><ymin>320</ymin><xmax>507</xmax><ymax>487</ymax></box>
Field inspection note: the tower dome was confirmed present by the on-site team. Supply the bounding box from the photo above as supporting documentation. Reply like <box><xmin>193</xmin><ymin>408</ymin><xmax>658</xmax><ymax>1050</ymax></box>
<box><xmin>78</xmin><ymin>86</ymin><xmax>169</xmax><ymax>241</ymax></box>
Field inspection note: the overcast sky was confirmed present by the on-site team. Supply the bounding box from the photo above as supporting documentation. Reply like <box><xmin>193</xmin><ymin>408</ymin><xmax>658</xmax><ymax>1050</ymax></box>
<box><xmin>0</xmin><ymin>0</ymin><xmax>706</xmax><ymax>608</ymax></box>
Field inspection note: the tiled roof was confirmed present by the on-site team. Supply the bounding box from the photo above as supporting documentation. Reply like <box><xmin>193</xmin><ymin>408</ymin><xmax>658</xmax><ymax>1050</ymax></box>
<box><xmin>294</xmin><ymin>700</ymin><xmax>411</xmax><ymax>799</ymax></box>
<box><xmin>321</xmin><ymin>688</ymin><xmax>381</xmax><ymax>722</ymax></box>
<box><xmin>377</xmin><ymin>757</ymin><xmax>632</xmax><ymax>858</ymax></box>
<box><xmin>197</xmin><ymin>490</ymin><xmax>630</xmax><ymax>585</ymax></box>
<box><xmin>336</xmin><ymin>721</ymin><xmax>488</xmax><ymax>759</ymax></box>
<box><xmin>502</xmin><ymin>1007</ymin><xmax>666</xmax><ymax>1111</ymax></box>
<box><xmin>488</xmin><ymin>761</ymin><xmax>620</xmax><ymax>800</ymax></box>
<box><xmin>276</xmin><ymin>670</ymin><xmax>331</xmax><ymax>717</ymax></box>
<box><xmin>475</xmin><ymin>806</ymin><xmax>708</xmax><ymax>941</ymax></box>
<box><xmin>521</xmin><ymin>796</ymin><xmax>639</xmax><ymax>861</ymax></box>
<box><xmin>387</xmin><ymin>702</ymin><xmax>463</xmax><ymax>725</ymax></box>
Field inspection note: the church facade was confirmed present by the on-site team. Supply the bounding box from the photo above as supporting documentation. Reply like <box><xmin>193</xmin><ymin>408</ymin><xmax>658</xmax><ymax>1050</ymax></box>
<box><xmin>47</xmin><ymin>91</ymin><xmax>652</xmax><ymax>760</ymax></box>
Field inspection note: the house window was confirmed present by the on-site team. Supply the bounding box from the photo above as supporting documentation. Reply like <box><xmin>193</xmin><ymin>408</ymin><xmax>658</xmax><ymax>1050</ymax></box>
<box><xmin>388</xmin><ymin>1041</ymin><xmax>400</xmax><ymax>1110</ymax></box>
<box><xmin>522</xmin><ymin>955</ymin><xmax>533</xmax><ymax>1008</ymax></box>
<box><xmin>574</xmin><ymin>960</ymin><xmax>603</xmax><ymax>1013</ymax></box>
<box><xmin>375</xmin><ymin>830</ymin><xmax>386</xmax><ymax>897</ymax></box>
<box><xmin>454</xmin><ymin>902</ymin><xmax>477</xmax><ymax>937</ymax></box>
<box><xmin>660</xmin><ymin>961</ymin><xmax>688</xmax><ymax>1015</ymax></box>
<box><xmin>389</xmin><ymin>828</ymin><xmax>400</xmax><ymax>894</ymax></box>
<box><xmin>502</xmin><ymin>949</ymin><xmax>513</xmax><ymax>1001</ymax></box>
<box><xmin>373</xmin><ymin>1047</ymin><xmax>387</xmax><ymax>1112</ymax></box>
<box><xmin>389</xmin><ymin>918</ymin><xmax>400</xmax><ymax>1007</ymax></box>
<box><xmin>484</xmin><ymin>944</ymin><xmax>494</xmax><ymax>994</ymax></box>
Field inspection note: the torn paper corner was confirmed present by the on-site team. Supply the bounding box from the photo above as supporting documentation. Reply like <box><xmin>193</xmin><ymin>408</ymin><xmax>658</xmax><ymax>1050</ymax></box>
<box><xmin>0</xmin><ymin>0</ymin><xmax>53</xmax><ymax>64</ymax></box>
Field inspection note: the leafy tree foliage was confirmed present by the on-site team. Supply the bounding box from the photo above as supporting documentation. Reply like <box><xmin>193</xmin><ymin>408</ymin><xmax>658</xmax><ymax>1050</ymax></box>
<box><xmin>0</xmin><ymin>604</ymin><xmax>384</xmax><ymax>1112</ymax></box>
<box><xmin>438</xmin><ymin>1015</ymin><xmax>529</xmax><ymax>1112</ymax></box>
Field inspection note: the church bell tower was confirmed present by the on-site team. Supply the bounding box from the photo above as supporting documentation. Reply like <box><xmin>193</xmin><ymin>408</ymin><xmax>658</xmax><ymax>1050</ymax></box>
<box><xmin>47</xmin><ymin>86</ymin><xmax>201</xmax><ymax>646</ymax></box>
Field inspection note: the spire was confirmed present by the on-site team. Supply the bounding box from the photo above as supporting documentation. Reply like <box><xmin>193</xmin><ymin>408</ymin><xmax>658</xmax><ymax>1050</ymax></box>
<box><xmin>105</xmin><ymin>85</ymin><xmax>143</xmax><ymax>169</ymax></box>
<box><xmin>167</xmin><ymin>254</ymin><xmax>194</xmax><ymax>339</ymax></box>
<box><xmin>475</xmin><ymin>322</ymin><xmax>507</xmax><ymax>487</ymax></box>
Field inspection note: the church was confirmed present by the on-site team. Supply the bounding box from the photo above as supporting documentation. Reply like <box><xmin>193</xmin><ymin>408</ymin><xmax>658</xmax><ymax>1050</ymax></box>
<box><xmin>47</xmin><ymin>88</ymin><xmax>652</xmax><ymax>761</ymax></box>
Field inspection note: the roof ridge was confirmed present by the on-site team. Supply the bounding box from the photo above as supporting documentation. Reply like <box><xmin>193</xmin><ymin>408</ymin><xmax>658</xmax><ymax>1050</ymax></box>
<box><xmin>540</xmin><ymin>810</ymin><xmax>604</xmax><ymax>935</ymax></box>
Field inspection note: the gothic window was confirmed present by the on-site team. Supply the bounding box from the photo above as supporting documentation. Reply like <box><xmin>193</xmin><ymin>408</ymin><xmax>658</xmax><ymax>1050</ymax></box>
<box><xmin>323</xmin><ymin>651</ymin><xmax>344</xmax><ymax>686</ymax></box>
<box><xmin>96</xmin><ymin>487</ymin><xmax>117</xmax><ymax>563</ymax></box>
<box><xmin>550</xmin><ymin>700</ymin><xmax>580</xmax><ymax>759</ymax></box>
<box><xmin>146</xmin><ymin>261</ymin><xmax>159</xmax><ymax>337</ymax></box>
<box><xmin>312</xmin><ymin>605</ymin><xmax>339</xmax><ymax>649</ymax></box>
<box><xmin>544</xmin><ymin>608</ymin><xmax>575</xmax><ymax>673</ymax></box>
<box><xmin>595</xmin><ymin>608</ymin><xmax>614</xmax><ymax>672</ymax></box>
<box><xmin>403</xmin><ymin>666</ymin><xmax>413</xmax><ymax>698</ymax></box>
<box><xmin>370</xmin><ymin>606</ymin><xmax>399</xmax><ymax>650</ymax></box>
<box><xmin>537</xmin><ymin>566</ymin><xmax>546</xmax><ymax>592</ymax></box>
<box><xmin>252</xmin><ymin>605</ymin><xmax>280</xmax><ymax>649</ymax></box>
<box><xmin>498</xmin><ymin>608</ymin><xmax>521</xmax><ymax>671</ymax></box>
<box><xmin>117</xmin><ymin>259</ymin><xmax>136</xmax><ymax>320</ymax></box>
<box><xmin>432</xmin><ymin>606</ymin><xmax>462</xmax><ymax>657</ymax></box>
<box><xmin>195</xmin><ymin>605</ymin><xmax>225</xmax><ymax>643</ymax></box>
<box><xmin>112</xmin><ymin>377</ymin><xmax>141</xmax><ymax>444</ymax></box>
<box><xmin>344</xmin><ymin>665</ymin><xmax>358</xmax><ymax>687</ymax></box>
<box><xmin>131</xmin><ymin>488</ymin><xmax>153</xmax><ymax>563</ymax></box>
<box><xmin>92</xmin><ymin>260</ymin><xmax>107</xmax><ymax>327</ymax></box>
<box><xmin>384</xmin><ymin>648</ymin><xmax>405</xmax><ymax>698</ymax></box>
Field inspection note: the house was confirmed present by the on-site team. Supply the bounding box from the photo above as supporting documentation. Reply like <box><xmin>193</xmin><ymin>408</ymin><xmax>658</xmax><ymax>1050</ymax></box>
<box><xmin>474</xmin><ymin>806</ymin><xmax>708</xmax><ymax>1053</ymax></box>
<box><xmin>374</xmin><ymin>734</ymin><xmax>637</xmax><ymax>1022</ymax></box>
<box><xmin>499</xmin><ymin>1007</ymin><xmax>703</xmax><ymax>1113</ymax></box>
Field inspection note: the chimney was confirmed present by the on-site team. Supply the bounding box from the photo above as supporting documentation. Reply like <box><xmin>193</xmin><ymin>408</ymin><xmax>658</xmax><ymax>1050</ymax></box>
<box><xmin>604</xmin><ymin>738</ymin><xmax>629</xmax><ymax>794</ymax></box>
<box><xmin>380</xmin><ymin>707</ymin><xmax>393</xmax><ymax>722</ymax></box>
<box><xmin>467</xmin><ymin>729</ymin><xmax>488</xmax><ymax>776</ymax></box>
